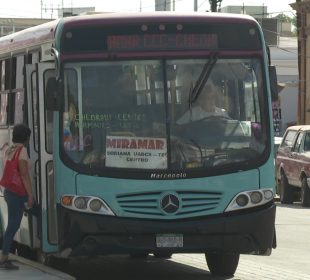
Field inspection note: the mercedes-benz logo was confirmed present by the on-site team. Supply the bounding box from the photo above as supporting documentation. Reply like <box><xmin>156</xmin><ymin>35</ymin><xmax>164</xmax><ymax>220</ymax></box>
<box><xmin>160</xmin><ymin>193</ymin><xmax>180</xmax><ymax>214</ymax></box>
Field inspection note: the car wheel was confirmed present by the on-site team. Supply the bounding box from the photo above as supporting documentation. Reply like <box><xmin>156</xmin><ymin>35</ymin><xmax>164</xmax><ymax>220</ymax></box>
<box><xmin>205</xmin><ymin>252</ymin><xmax>239</xmax><ymax>277</ymax></box>
<box><xmin>301</xmin><ymin>178</ymin><xmax>310</xmax><ymax>207</ymax></box>
<box><xmin>280</xmin><ymin>172</ymin><xmax>294</xmax><ymax>204</ymax></box>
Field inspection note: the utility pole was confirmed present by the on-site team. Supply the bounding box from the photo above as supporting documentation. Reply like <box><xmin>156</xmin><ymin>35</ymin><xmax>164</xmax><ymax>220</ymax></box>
<box><xmin>209</xmin><ymin>0</ymin><xmax>222</xmax><ymax>12</ymax></box>
<box><xmin>194</xmin><ymin>0</ymin><xmax>198</xmax><ymax>11</ymax></box>
<box><xmin>41</xmin><ymin>0</ymin><xmax>43</xmax><ymax>18</ymax></box>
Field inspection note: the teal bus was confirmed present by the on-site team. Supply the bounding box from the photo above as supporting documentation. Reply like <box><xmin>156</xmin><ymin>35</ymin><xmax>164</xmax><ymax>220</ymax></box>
<box><xmin>0</xmin><ymin>12</ymin><xmax>277</xmax><ymax>277</ymax></box>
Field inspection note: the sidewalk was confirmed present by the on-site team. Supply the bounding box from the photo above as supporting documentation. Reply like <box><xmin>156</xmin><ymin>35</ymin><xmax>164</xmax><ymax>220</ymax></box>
<box><xmin>0</xmin><ymin>253</ymin><xmax>75</xmax><ymax>280</ymax></box>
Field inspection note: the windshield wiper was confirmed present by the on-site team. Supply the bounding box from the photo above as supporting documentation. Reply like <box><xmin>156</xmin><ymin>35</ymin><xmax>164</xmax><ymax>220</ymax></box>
<box><xmin>189</xmin><ymin>52</ymin><xmax>218</xmax><ymax>105</ymax></box>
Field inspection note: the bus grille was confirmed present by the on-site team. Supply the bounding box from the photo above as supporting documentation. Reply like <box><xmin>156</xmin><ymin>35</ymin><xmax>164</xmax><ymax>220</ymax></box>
<box><xmin>116</xmin><ymin>190</ymin><xmax>222</xmax><ymax>218</ymax></box>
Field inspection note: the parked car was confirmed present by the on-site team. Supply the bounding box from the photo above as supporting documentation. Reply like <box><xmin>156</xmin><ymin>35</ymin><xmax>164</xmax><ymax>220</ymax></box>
<box><xmin>275</xmin><ymin>125</ymin><xmax>310</xmax><ymax>207</ymax></box>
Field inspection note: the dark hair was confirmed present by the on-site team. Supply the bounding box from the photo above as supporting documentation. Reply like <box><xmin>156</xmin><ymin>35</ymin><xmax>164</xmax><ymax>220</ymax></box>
<box><xmin>12</xmin><ymin>124</ymin><xmax>31</xmax><ymax>144</ymax></box>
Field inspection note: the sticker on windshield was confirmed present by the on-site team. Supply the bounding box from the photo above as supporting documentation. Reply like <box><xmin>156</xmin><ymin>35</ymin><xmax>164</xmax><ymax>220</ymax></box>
<box><xmin>106</xmin><ymin>136</ymin><xmax>167</xmax><ymax>169</ymax></box>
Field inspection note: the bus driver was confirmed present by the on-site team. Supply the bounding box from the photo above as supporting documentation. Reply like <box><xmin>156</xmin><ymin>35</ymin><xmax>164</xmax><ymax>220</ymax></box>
<box><xmin>177</xmin><ymin>81</ymin><xmax>227</xmax><ymax>125</ymax></box>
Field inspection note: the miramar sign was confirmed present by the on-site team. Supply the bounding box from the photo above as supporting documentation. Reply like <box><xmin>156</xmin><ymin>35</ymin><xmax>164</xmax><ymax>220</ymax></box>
<box><xmin>105</xmin><ymin>136</ymin><xmax>167</xmax><ymax>169</ymax></box>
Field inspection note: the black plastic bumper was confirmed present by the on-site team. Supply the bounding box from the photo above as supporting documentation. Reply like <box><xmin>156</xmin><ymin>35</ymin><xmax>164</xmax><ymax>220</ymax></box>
<box><xmin>57</xmin><ymin>203</ymin><xmax>276</xmax><ymax>257</ymax></box>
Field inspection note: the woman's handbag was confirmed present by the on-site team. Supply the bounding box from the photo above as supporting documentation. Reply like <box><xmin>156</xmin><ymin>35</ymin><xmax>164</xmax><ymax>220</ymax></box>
<box><xmin>0</xmin><ymin>146</ymin><xmax>27</xmax><ymax>196</ymax></box>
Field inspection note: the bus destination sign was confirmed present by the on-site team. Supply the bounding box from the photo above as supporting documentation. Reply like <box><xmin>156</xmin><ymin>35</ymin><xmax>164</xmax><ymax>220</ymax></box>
<box><xmin>107</xmin><ymin>34</ymin><xmax>218</xmax><ymax>51</ymax></box>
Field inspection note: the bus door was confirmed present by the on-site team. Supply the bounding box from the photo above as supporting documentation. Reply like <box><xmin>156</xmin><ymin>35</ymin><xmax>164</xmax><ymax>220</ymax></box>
<box><xmin>25</xmin><ymin>63</ymin><xmax>57</xmax><ymax>253</ymax></box>
<box><xmin>18</xmin><ymin>64</ymin><xmax>40</xmax><ymax>250</ymax></box>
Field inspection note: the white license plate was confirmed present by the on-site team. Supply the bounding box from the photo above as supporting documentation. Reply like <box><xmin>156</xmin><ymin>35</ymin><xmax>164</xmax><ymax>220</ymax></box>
<box><xmin>156</xmin><ymin>234</ymin><xmax>183</xmax><ymax>248</ymax></box>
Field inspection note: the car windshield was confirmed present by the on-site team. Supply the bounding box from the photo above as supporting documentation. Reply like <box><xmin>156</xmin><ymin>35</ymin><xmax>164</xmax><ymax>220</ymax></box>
<box><xmin>61</xmin><ymin>58</ymin><xmax>267</xmax><ymax>175</ymax></box>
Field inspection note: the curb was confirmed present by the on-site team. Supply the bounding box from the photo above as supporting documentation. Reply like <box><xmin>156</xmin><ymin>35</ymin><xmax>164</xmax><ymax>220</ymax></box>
<box><xmin>9</xmin><ymin>253</ymin><xmax>75</xmax><ymax>280</ymax></box>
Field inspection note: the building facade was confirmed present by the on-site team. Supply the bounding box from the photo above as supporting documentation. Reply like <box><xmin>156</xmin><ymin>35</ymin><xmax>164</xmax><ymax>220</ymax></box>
<box><xmin>291</xmin><ymin>0</ymin><xmax>310</xmax><ymax>125</ymax></box>
<box><xmin>220</xmin><ymin>5</ymin><xmax>298</xmax><ymax>136</ymax></box>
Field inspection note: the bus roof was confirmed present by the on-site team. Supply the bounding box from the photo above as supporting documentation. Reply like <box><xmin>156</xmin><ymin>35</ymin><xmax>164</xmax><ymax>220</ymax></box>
<box><xmin>0</xmin><ymin>19</ymin><xmax>60</xmax><ymax>56</ymax></box>
<box><xmin>59</xmin><ymin>12</ymin><xmax>257</xmax><ymax>28</ymax></box>
<box><xmin>0</xmin><ymin>12</ymin><xmax>258</xmax><ymax>56</ymax></box>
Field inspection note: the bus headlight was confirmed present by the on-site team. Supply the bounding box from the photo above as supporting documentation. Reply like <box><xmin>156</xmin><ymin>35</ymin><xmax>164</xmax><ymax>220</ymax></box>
<box><xmin>61</xmin><ymin>195</ymin><xmax>115</xmax><ymax>216</ymax></box>
<box><xmin>263</xmin><ymin>189</ymin><xmax>273</xmax><ymax>200</ymax></box>
<box><xmin>225</xmin><ymin>188</ymin><xmax>274</xmax><ymax>212</ymax></box>
<box><xmin>236</xmin><ymin>194</ymin><xmax>249</xmax><ymax>207</ymax></box>
<box><xmin>89</xmin><ymin>199</ymin><xmax>102</xmax><ymax>212</ymax></box>
<box><xmin>250</xmin><ymin>191</ymin><xmax>263</xmax><ymax>204</ymax></box>
<box><xmin>74</xmin><ymin>197</ymin><xmax>89</xmax><ymax>209</ymax></box>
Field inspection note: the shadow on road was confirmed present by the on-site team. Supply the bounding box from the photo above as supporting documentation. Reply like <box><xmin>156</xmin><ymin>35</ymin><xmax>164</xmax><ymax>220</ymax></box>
<box><xmin>54</xmin><ymin>255</ymin><xmax>234</xmax><ymax>280</ymax></box>
<box><xmin>275</xmin><ymin>201</ymin><xmax>310</xmax><ymax>210</ymax></box>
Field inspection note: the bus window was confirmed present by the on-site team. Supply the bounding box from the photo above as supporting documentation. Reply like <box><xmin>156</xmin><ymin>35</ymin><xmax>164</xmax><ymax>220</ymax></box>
<box><xmin>0</xmin><ymin>61</ymin><xmax>7</xmax><ymax>126</ymax></box>
<box><xmin>12</xmin><ymin>55</ymin><xmax>25</xmax><ymax>124</ymax></box>
<box><xmin>0</xmin><ymin>94</ymin><xmax>8</xmax><ymax>126</ymax></box>
<box><xmin>61</xmin><ymin>57</ymin><xmax>266</xmax><ymax>171</ymax></box>
<box><xmin>14</xmin><ymin>91</ymin><xmax>24</xmax><ymax>124</ymax></box>
<box><xmin>31</xmin><ymin>71</ymin><xmax>38</xmax><ymax>151</ymax></box>
<box><xmin>4</xmin><ymin>59</ymin><xmax>10</xmax><ymax>91</ymax></box>
<box><xmin>62</xmin><ymin>61</ymin><xmax>167</xmax><ymax>167</ymax></box>
<box><xmin>44</xmin><ymin>69</ymin><xmax>55</xmax><ymax>154</ymax></box>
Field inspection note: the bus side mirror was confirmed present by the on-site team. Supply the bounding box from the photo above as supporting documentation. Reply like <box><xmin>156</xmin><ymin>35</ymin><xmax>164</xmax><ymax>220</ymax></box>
<box><xmin>46</xmin><ymin>77</ymin><xmax>63</xmax><ymax>111</ymax></box>
<box><xmin>269</xmin><ymin>65</ymin><xmax>278</xmax><ymax>102</ymax></box>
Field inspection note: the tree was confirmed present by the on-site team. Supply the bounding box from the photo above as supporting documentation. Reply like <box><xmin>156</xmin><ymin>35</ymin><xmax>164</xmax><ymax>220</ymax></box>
<box><xmin>275</xmin><ymin>13</ymin><xmax>297</xmax><ymax>35</ymax></box>
<box><xmin>275</xmin><ymin>13</ymin><xmax>293</xmax><ymax>23</ymax></box>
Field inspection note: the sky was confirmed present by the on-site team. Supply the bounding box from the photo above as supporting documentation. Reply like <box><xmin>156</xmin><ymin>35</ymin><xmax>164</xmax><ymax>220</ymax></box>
<box><xmin>0</xmin><ymin>0</ymin><xmax>295</xmax><ymax>19</ymax></box>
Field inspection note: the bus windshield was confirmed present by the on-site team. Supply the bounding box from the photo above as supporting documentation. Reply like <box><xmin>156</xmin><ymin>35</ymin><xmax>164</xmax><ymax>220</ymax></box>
<box><xmin>62</xmin><ymin>57</ymin><xmax>267</xmax><ymax>175</ymax></box>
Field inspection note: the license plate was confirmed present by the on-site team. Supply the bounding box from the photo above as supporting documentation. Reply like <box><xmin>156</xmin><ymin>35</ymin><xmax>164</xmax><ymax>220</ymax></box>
<box><xmin>156</xmin><ymin>234</ymin><xmax>183</xmax><ymax>248</ymax></box>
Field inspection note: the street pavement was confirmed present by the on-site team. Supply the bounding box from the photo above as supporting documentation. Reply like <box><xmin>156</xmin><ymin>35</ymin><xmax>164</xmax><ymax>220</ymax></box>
<box><xmin>1</xmin><ymin>202</ymin><xmax>309</xmax><ymax>280</ymax></box>
<box><xmin>0</xmin><ymin>252</ymin><xmax>74</xmax><ymax>280</ymax></box>
<box><xmin>171</xmin><ymin>254</ymin><xmax>310</xmax><ymax>280</ymax></box>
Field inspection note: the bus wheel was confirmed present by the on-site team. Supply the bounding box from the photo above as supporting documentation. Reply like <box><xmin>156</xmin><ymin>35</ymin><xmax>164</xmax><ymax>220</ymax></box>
<box><xmin>280</xmin><ymin>173</ymin><xmax>293</xmax><ymax>204</ymax></box>
<box><xmin>153</xmin><ymin>252</ymin><xmax>173</xmax><ymax>259</ymax></box>
<box><xmin>129</xmin><ymin>252</ymin><xmax>149</xmax><ymax>258</ymax></box>
<box><xmin>301</xmin><ymin>178</ymin><xmax>310</xmax><ymax>207</ymax></box>
<box><xmin>205</xmin><ymin>252</ymin><xmax>239</xmax><ymax>277</ymax></box>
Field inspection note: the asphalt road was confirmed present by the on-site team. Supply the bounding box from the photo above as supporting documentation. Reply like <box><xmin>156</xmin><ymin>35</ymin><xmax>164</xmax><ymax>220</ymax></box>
<box><xmin>55</xmin><ymin>202</ymin><xmax>310</xmax><ymax>280</ymax></box>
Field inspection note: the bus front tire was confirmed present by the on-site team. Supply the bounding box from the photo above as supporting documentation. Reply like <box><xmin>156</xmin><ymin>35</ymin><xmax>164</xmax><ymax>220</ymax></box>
<box><xmin>129</xmin><ymin>252</ymin><xmax>149</xmax><ymax>258</ymax></box>
<box><xmin>153</xmin><ymin>252</ymin><xmax>172</xmax><ymax>259</ymax></box>
<box><xmin>205</xmin><ymin>252</ymin><xmax>239</xmax><ymax>277</ymax></box>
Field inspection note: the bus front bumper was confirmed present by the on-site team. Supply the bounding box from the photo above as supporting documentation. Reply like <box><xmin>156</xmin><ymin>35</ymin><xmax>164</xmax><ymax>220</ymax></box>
<box><xmin>57</xmin><ymin>203</ymin><xmax>276</xmax><ymax>257</ymax></box>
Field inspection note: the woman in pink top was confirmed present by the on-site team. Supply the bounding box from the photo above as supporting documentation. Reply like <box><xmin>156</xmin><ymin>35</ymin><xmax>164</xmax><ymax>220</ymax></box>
<box><xmin>0</xmin><ymin>124</ymin><xmax>32</xmax><ymax>270</ymax></box>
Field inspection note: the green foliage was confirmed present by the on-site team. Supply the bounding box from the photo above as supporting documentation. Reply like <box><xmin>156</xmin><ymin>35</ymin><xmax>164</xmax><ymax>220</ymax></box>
<box><xmin>275</xmin><ymin>13</ymin><xmax>297</xmax><ymax>35</ymax></box>
<box><xmin>275</xmin><ymin>13</ymin><xmax>293</xmax><ymax>23</ymax></box>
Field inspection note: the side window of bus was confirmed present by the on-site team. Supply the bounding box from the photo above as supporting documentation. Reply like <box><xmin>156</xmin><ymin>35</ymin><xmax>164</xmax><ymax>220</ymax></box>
<box><xmin>12</xmin><ymin>55</ymin><xmax>26</xmax><ymax>124</ymax></box>
<box><xmin>0</xmin><ymin>59</ymin><xmax>9</xmax><ymax>126</ymax></box>
<box><xmin>28</xmin><ymin>51</ymin><xmax>41</xmax><ymax>151</ymax></box>
<box><xmin>0</xmin><ymin>94</ymin><xmax>8</xmax><ymax>126</ymax></box>
<box><xmin>44</xmin><ymin>69</ymin><xmax>55</xmax><ymax>154</ymax></box>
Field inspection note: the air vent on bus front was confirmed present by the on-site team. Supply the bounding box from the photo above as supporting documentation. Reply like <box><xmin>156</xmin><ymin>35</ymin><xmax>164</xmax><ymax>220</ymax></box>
<box><xmin>116</xmin><ymin>190</ymin><xmax>222</xmax><ymax>218</ymax></box>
